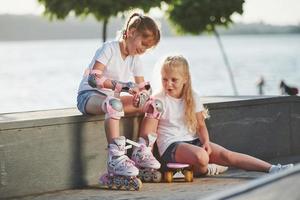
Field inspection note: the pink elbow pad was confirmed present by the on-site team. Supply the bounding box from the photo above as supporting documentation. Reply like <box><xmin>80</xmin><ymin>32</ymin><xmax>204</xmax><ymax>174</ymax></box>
<box><xmin>89</xmin><ymin>70</ymin><xmax>107</xmax><ymax>88</ymax></box>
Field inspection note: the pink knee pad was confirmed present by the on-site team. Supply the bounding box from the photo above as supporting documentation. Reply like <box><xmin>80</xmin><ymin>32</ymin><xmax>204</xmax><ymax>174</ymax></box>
<box><xmin>101</xmin><ymin>96</ymin><xmax>124</xmax><ymax>120</ymax></box>
<box><xmin>142</xmin><ymin>97</ymin><xmax>163</xmax><ymax>119</ymax></box>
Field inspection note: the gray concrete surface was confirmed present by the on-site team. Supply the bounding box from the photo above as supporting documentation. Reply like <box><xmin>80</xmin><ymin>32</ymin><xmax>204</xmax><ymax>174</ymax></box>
<box><xmin>204</xmin><ymin>162</ymin><xmax>300</xmax><ymax>200</ymax></box>
<box><xmin>1</xmin><ymin>96</ymin><xmax>300</xmax><ymax>199</ymax></box>
<box><xmin>0</xmin><ymin>110</ymin><xmax>142</xmax><ymax>198</ymax></box>
<box><xmin>7</xmin><ymin>170</ymin><xmax>265</xmax><ymax>200</ymax></box>
<box><xmin>8</xmin><ymin>156</ymin><xmax>300</xmax><ymax>200</ymax></box>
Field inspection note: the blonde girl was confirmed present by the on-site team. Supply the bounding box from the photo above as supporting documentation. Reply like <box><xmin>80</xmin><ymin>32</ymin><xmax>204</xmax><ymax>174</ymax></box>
<box><xmin>140</xmin><ymin>55</ymin><xmax>293</xmax><ymax>175</ymax></box>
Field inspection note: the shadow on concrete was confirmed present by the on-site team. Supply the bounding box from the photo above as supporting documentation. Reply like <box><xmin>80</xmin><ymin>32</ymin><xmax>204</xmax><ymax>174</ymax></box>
<box><xmin>70</xmin><ymin>122</ymin><xmax>87</xmax><ymax>188</ymax></box>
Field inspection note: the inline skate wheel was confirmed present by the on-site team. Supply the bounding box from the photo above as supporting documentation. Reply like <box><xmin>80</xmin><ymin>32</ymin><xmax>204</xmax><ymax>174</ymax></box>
<box><xmin>124</xmin><ymin>179</ymin><xmax>131</xmax><ymax>190</ymax></box>
<box><xmin>107</xmin><ymin>178</ymin><xmax>113</xmax><ymax>189</ymax></box>
<box><xmin>132</xmin><ymin>178</ymin><xmax>142</xmax><ymax>190</ymax></box>
<box><xmin>152</xmin><ymin>171</ymin><xmax>162</xmax><ymax>183</ymax></box>
<box><xmin>143</xmin><ymin>172</ymin><xmax>152</xmax><ymax>182</ymax></box>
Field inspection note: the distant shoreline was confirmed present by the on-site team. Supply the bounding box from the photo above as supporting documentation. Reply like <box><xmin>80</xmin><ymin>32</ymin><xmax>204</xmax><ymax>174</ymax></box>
<box><xmin>1</xmin><ymin>14</ymin><xmax>299</xmax><ymax>41</ymax></box>
<box><xmin>1</xmin><ymin>34</ymin><xmax>300</xmax><ymax>43</ymax></box>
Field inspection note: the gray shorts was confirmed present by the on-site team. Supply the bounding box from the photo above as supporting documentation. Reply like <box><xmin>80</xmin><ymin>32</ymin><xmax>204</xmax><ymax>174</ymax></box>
<box><xmin>77</xmin><ymin>90</ymin><xmax>105</xmax><ymax>114</ymax></box>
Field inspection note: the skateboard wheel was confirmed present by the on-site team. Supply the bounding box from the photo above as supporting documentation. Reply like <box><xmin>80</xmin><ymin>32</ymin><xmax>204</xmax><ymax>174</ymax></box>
<box><xmin>183</xmin><ymin>170</ymin><xmax>193</xmax><ymax>182</ymax></box>
<box><xmin>164</xmin><ymin>171</ymin><xmax>173</xmax><ymax>183</ymax></box>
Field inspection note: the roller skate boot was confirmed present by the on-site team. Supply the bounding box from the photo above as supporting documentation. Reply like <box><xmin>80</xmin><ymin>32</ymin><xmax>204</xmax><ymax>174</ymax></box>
<box><xmin>131</xmin><ymin>133</ymin><xmax>162</xmax><ymax>182</ymax></box>
<box><xmin>99</xmin><ymin>136</ymin><xmax>142</xmax><ymax>190</ymax></box>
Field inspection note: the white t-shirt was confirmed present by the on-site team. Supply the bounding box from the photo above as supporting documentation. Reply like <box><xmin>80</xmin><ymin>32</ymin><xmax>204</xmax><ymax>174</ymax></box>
<box><xmin>155</xmin><ymin>91</ymin><xmax>205</xmax><ymax>156</ymax></box>
<box><xmin>78</xmin><ymin>40</ymin><xmax>144</xmax><ymax>96</ymax></box>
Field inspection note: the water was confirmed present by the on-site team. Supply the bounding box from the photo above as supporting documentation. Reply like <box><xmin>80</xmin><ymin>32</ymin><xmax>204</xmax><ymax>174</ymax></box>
<box><xmin>0</xmin><ymin>35</ymin><xmax>300</xmax><ymax>113</ymax></box>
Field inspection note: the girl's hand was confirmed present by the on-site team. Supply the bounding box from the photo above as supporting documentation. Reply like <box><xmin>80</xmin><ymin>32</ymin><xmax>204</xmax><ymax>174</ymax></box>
<box><xmin>202</xmin><ymin>142</ymin><xmax>212</xmax><ymax>155</ymax></box>
<box><xmin>129</xmin><ymin>85</ymin><xmax>140</xmax><ymax>95</ymax></box>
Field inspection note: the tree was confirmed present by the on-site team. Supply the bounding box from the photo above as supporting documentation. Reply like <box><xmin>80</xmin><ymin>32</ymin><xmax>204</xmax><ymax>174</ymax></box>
<box><xmin>38</xmin><ymin>0</ymin><xmax>169</xmax><ymax>42</ymax></box>
<box><xmin>167</xmin><ymin>0</ymin><xmax>245</xmax><ymax>95</ymax></box>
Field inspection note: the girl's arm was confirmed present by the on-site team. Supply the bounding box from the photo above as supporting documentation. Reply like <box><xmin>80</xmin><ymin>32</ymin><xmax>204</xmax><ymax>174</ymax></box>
<box><xmin>91</xmin><ymin>61</ymin><xmax>139</xmax><ymax>92</ymax></box>
<box><xmin>196</xmin><ymin>111</ymin><xmax>212</xmax><ymax>155</ymax></box>
<box><xmin>132</xmin><ymin>76</ymin><xmax>146</xmax><ymax>94</ymax></box>
<box><xmin>134</xmin><ymin>76</ymin><xmax>145</xmax><ymax>84</ymax></box>
<box><xmin>91</xmin><ymin>61</ymin><xmax>114</xmax><ymax>89</ymax></box>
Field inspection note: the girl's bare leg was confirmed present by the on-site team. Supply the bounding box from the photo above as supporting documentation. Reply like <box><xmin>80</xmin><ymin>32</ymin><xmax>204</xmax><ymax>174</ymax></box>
<box><xmin>139</xmin><ymin>117</ymin><xmax>159</xmax><ymax>139</ymax></box>
<box><xmin>120</xmin><ymin>95</ymin><xmax>142</xmax><ymax>114</ymax></box>
<box><xmin>85</xmin><ymin>95</ymin><xmax>120</xmax><ymax>143</ymax></box>
<box><xmin>175</xmin><ymin>143</ymin><xmax>209</xmax><ymax>174</ymax></box>
<box><xmin>85</xmin><ymin>95</ymin><xmax>145</xmax><ymax>143</ymax></box>
<box><xmin>85</xmin><ymin>95</ymin><xmax>105</xmax><ymax>115</ymax></box>
<box><xmin>209</xmin><ymin>142</ymin><xmax>271</xmax><ymax>172</ymax></box>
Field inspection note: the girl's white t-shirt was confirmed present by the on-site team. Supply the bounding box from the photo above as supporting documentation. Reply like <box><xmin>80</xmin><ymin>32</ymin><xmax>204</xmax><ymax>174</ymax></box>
<box><xmin>155</xmin><ymin>91</ymin><xmax>205</xmax><ymax>156</ymax></box>
<box><xmin>78</xmin><ymin>40</ymin><xmax>144</xmax><ymax>96</ymax></box>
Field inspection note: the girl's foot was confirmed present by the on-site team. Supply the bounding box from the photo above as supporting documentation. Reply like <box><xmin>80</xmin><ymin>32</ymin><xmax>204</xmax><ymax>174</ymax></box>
<box><xmin>269</xmin><ymin>164</ymin><xmax>294</xmax><ymax>174</ymax></box>
<box><xmin>206</xmin><ymin>164</ymin><xmax>228</xmax><ymax>176</ymax></box>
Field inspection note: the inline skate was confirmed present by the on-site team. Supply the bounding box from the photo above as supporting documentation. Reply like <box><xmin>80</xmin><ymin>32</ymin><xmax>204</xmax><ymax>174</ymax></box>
<box><xmin>99</xmin><ymin>136</ymin><xmax>142</xmax><ymax>190</ymax></box>
<box><xmin>131</xmin><ymin>133</ymin><xmax>162</xmax><ymax>182</ymax></box>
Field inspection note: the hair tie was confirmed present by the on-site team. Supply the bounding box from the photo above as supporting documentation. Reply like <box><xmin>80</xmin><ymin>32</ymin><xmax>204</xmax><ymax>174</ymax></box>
<box><xmin>138</xmin><ymin>13</ymin><xmax>144</xmax><ymax>19</ymax></box>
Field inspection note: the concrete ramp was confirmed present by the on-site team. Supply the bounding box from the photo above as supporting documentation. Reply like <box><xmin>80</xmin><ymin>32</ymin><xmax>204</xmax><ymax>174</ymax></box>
<box><xmin>1</xmin><ymin>96</ymin><xmax>300</xmax><ymax>199</ymax></box>
<box><xmin>7</xmin><ymin>159</ymin><xmax>300</xmax><ymax>200</ymax></box>
<box><xmin>204</xmin><ymin>164</ymin><xmax>300</xmax><ymax>200</ymax></box>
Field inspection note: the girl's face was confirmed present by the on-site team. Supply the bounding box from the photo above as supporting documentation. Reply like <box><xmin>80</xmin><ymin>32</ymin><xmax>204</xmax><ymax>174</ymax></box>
<box><xmin>126</xmin><ymin>29</ymin><xmax>155</xmax><ymax>55</ymax></box>
<box><xmin>161</xmin><ymin>67</ymin><xmax>187</xmax><ymax>99</ymax></box>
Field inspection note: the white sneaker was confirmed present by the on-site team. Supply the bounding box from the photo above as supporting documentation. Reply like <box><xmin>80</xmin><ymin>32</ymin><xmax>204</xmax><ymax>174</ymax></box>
<box><xmin>269</xmin><ymin>163</ymin><xmax>294</xmax><ymax>174</ymax></box>
<box><xmin>206</xmin><ymin>164</ymin><xmax>228</xmax><ymax>176</ymax></box>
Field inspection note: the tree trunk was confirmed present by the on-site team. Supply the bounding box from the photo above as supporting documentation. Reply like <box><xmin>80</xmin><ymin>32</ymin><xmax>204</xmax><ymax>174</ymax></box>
<box><xmin>213</xmin><ymin>27</ymin><xmax>238</xmax><ymax>95</ymax></box>
<box><xmin>102</xmin><ymin>18</ymin><xmax>108</xmax><ymax>42</ymax></box>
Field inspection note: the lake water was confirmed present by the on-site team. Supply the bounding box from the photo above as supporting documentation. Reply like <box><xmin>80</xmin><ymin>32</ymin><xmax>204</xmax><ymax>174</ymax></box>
<box><xmin>0</xmin><ymin>35</ymin><xmax>300</xmax><ymax>113</ymax></box>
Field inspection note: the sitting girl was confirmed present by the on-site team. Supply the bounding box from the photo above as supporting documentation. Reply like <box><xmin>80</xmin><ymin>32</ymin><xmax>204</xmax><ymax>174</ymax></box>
<box><xmin>139</xmin><ymin>55</ymin><xmax>293</xmax><ymax>176</ymax></box>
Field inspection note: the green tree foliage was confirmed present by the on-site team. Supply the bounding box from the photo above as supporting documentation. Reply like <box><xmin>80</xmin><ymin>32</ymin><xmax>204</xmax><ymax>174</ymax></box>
<box><xmin>167</xmin><ymin>0</ymin><xmax>244</xmax><ymax>34</ymax></box>
<box><xmin>38</xmin><ymin>0</ymin><xmax>169</xmax><ymax>41</ymax></box>
<box><xmin>167</xmin><ymin>0</ymin><xmax>244</xmax><ymax>95</ymax></box>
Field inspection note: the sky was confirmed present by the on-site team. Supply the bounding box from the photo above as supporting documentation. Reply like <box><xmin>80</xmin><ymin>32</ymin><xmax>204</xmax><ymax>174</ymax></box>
<box><xmin>0</xmin><ymin>0</ymin><xmax>300</xmax><ymax>25</ymax></box>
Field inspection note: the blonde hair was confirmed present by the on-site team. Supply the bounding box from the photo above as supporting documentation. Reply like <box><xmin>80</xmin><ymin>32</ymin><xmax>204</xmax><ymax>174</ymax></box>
<box><xmin>122</xmin><ymin>13</ymin><xmax>160</xmax><ymax>47</ymax></box>
<box><xmin>161</xmin><ymin>55</ymin><xmax>197</xmax><ymax>133</ymax></box>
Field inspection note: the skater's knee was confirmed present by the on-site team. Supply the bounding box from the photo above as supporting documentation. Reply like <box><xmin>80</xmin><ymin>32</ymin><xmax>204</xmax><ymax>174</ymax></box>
<box><xmin>194</xmin><ymin>150</ymin><xmax>209</xmax><ymax>167</ymax></box>
<box><xmin>102</xmin><ymin>96</ymin><xmax>124</xmax><ymax>120</ymax></box>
